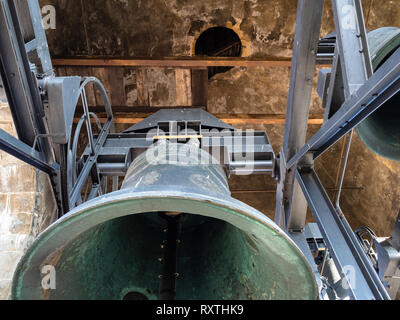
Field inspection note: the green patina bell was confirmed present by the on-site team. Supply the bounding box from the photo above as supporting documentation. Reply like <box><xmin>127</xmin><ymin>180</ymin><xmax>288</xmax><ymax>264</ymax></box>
<box><xmin>357</xmin><ymin>27</ymin><xmax>400</xmax><ymax>161</ymax></box>
<box><xmin>12</xmin><ymin>142</ymin><xmax>318</xmax><ymax>300</ymax></box>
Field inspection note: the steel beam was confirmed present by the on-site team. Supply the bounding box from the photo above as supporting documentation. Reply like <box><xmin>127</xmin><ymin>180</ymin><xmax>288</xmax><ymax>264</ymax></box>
<box><xmin>275</xmin><ymin>0</ymin><xmax>324</xmax><ymax>231</ymax></box>
<box><xmin>332</xmin><ymin>0</ymin><xmax>372</xmax><ymax>97</ymax></box>
<box><xmin>296</xmin><ymin>169</ymin><xmax>390</xmax><ymax>300</ymax></box>
<box><xmin>25</xmin><ymin>0</ymin><xmax>53</xmax><ymax>76</ymax></box>
<box><xmin>0</xmin><ymin>0</ymin><xmax>37</xmax><ymax>146</ymax></box>
<box><xmin>0</xmin><ymin>0</ymin><xmax>55</xmax><ymax>166</ymax></box>
<box><xmin>0</xmin><ymin>128</ymin><xmax>57</xmax><ymax>174</ymax></box>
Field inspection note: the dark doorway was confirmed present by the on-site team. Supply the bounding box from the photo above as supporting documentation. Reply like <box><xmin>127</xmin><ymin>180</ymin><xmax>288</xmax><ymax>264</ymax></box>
<box><xmin>195</xmin><ymin>27</ymin><xmax>242</xmax><ymax>78</ymax></box>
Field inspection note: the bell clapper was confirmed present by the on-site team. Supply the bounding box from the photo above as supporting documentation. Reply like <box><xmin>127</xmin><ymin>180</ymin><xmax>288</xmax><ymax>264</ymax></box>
<box><xmin>157</xmin><ymin>212</ymin><xmax>185</xmax><ymax>300</ymax></box>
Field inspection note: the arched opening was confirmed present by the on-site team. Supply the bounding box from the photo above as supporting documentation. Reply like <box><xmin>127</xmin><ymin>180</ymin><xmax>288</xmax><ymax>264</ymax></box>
<box><xmin>123</xmin><ymin>292</ymin><xmax>149</xmax><ymax>300</ymax></box>
<box><xmin>195</xmin><ymin>27</ymin><xmax>242</xmax><ymax>78</ymax></box>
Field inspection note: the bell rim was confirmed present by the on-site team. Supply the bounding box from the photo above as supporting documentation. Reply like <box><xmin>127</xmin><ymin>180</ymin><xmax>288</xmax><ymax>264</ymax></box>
<box><xmin>12</xmin><ymin>189</ymin><xmax>319</xmax><ymax>300</ymax></box>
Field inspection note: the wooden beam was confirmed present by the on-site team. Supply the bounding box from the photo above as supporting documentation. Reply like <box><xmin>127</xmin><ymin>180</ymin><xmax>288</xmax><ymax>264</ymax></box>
<box><xmin>191</xmin><ymin>69</ymin><xmax>208</xmax><ymax>107</ymax></box>
<box><xmin>53</xmin><ymin>57</ymin><xmax>295</xmax><ymax>68</ymax></box>
<box><xmin>74</xmin><ymin>113</ymin><xmax>324</xmax><ymax>125</ymax></box>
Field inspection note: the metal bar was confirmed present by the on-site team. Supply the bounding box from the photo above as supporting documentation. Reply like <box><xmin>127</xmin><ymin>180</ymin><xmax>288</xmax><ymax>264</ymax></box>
<box><xmin>335</xmin><ymin>130</ymin><xmax>354</xmax><ymax>207</ymax></box>
<box><xmin>296</xmin><ymin>169</ymin><xmax>390</xmax><ymax>300</ymax></box>
<box><xmin>332</xmin><ymin>0</ymin><xmax>372</xmax><ymax>97</ymax></box>
<box><xmin>324</xmin><ymin>48</ymin><xmax>345</xmax><ymax>121</ymax></box>
<box><xmin>353</xmin><ymin>0</ymin><xmax>373</xmax><ymax>78</ymax></box>
<box><xmin>326</xmin><ymin>0</ymin><xmax>370</xmax><ymax>208</ymax></box>
<box><xmin>0</xmin><ymin>0</ymin><xmax>37</xmax><ymax>146</ymax></box>
<box><xmin>69</xmin><ymin>119</ymin><xmax>112</xmax><ymax>207</ymax></box>
<box><xmin>112</xmin><ymin>176</ymin><xmax>119</xmax><ymax>192</ymax></box>
<box><xmin>275</xmin><ymin>0</ymin><xmax>324</xmax><ymax>231</ymax></box>
<box><xmin>26</xmin><ymin>0</ymin><xmax>53</xmax><ymax>75</ymax></box>
<box><xmin>287</xmin><ymin>47</ymin><xmax>400</xmax><ymax>168</ymax></box>
<box><xmin>229</xmin><ymin>160</ymin><xmax>273</xmax><ymax>168</ymax></box>
<box><xmin>230</xmin><ymin>186</ymin><xmax>363</xmax><ymax>194</ymax></box>
<box><xmin>0</xmin><ymin>0</ymin><xmax>55</xmax><ymax>166</ymax></box>
<box><xmin>81</xmin><ymin>88</ymin><xmax>95</xmax><ymax>155</ymax></box>
<box><xmin>25</xmin><ymin>38</ymin><xmax>37</xmax><ymax>52</ymax></box>
<box><xmin>0</xmin><ymin>128</ymin><xmax>57</xmax><ymax>174</ymax></box>
<box><xmin>87</xmin><ymin>184</ymin><xmax>100</xmax><ymax>202</ymax></box>
<box><xmin>97</xmin><ymin>163</ymin><xmax>126</xmax><ymax>176</ymax></box>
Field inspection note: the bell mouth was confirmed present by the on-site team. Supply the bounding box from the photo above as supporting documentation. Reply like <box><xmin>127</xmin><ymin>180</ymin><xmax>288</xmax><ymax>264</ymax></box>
<box><xmin>357</xmin><ymin>27</ymin><xmax>400</xmax><ymax>161</ymax></box>
<box><xmin>12</xmin><ymin>189</ymin><xmax>318</xmax><ymax>300</ymax></box>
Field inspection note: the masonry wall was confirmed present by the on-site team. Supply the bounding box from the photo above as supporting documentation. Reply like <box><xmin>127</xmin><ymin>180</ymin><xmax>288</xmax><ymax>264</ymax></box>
<box><xmin>0</xmin><ymin>103</ymin><xmax>57</xmax><ymax>299</ymax></box>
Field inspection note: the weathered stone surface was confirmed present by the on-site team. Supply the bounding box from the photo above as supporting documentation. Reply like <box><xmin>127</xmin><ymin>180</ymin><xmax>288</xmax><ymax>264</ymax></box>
<box><xmin>0</xmin><ymin>234</ymin><xmax>31</xmax><ymax>252</ymax></box>
<box><xmin>208</xmin><ymin>66</ymin><xmax>323</xmax><ymax>115</ymax></box>
<box><xmin>39</xmin><ymin>0</ymin><xmax>89</xmax><ymax>56</ymax></box>
<box><xmin>31</xmin><ymin>172</ymin><xmax>58</xmax><ymax>236</ymax></box>
<box><xmin>0</xmin><ymin>123</ymin><xmax>15</xmax><ymax>136</ymax></box>
<box><xmin>0</xmin><ymin>251</ymin><xmax>23</xmax><ymax>280</ymax></box>
<box><xmin>0</xmin><ymin>151</ymin><xmax>22</xmax><ymax>165</ymax></box>
<box><xmin>0</xmin><ymin>195</ymin><xmax>7</xmax><ymax>216</ymax></box>
<box><xmin>9</xmin><ymin>194</ymin><xmax>36</xmax><ymax>214</ymax></box>
<box><xmin>8</xmin><ymin>212</ymin><xmax>33</xmax><ymax>235</ymax></box>
<box><xmin>0</xmin><ymin>165</ymin><xmax>36</xmax><ymax>193</ymax></box>
<box><xmin>366</xmin><ymin>0</ymin><xmax>400</xmax><ymax>31</ymax></box>
<box><xmin>41</xmin><ymin>0</ymin><xmax>400</xmax><ymax>58</ymax></box>
<box><xmin>0</xmin><ymin>105</ymin><xmax>14</xmax><ymax>122</ymax></box>
<box><xmin>0</xmin><ymin>280</ymin><xmax>11</xmax><ymax>300</ymax></box>
<box><xmin>0</xmin><ymin>107</ymin><xmax>56</xmax><ymax>299</ymax></box>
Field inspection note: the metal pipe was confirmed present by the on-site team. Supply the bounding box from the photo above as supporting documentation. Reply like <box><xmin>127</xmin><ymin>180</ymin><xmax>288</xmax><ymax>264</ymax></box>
<box><xmin>97</xmin><ymin>163</ymin><xmax>126</xmax><ymax>176</ymax></box>
<box><xmin>229</xmin><ymin>160</ymin><xmax>274</xmax><ymax>168</ymax></box>
<box><xmin>335</xmin><ymin>130</ymin><xmax>354</xmax><ymax>209</ymax></box>
<box><xmin>81</xmin><ymin>89</ymin><xmax>95</xmax><ymax>155</ymax></box>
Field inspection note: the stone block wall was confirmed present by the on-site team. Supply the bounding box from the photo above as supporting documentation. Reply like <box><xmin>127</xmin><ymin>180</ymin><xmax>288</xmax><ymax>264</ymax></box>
<box><xmin>0</xmin><ymin>103</ymin><xmax>57</xmax><ymax>299</ymax></box>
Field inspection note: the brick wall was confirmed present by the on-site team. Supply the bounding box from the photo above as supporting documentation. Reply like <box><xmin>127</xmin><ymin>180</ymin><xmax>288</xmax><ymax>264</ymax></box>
<box><xmin>0</xmin><ymin>102</ymin><xmax>57</xmax><ymax>300</ymax></box>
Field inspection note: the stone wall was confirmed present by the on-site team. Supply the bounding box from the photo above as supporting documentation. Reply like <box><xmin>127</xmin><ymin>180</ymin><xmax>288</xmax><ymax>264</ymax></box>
<box><xmin>0</xmin><ymin>104</ymin><xmax>57</xmax><ymax>300</ymax></box>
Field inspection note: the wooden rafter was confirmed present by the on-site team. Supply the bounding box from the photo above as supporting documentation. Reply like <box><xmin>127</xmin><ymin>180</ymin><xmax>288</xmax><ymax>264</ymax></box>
<box><xmin>75</xmin><ymin>112</ymin><xmax>324</xmax><ymax>126</ymax></box>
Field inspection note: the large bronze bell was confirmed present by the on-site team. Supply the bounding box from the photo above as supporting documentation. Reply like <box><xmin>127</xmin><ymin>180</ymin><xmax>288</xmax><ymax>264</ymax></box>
<box><xmin>357</xmin><ymin>27</ymin><xmax>400</xmax><ymax>160</ymax></box>
<box><xmin>12</xmin><ymin>141</ymin><xmax>318</xmax><ymax>300</ymax></box>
